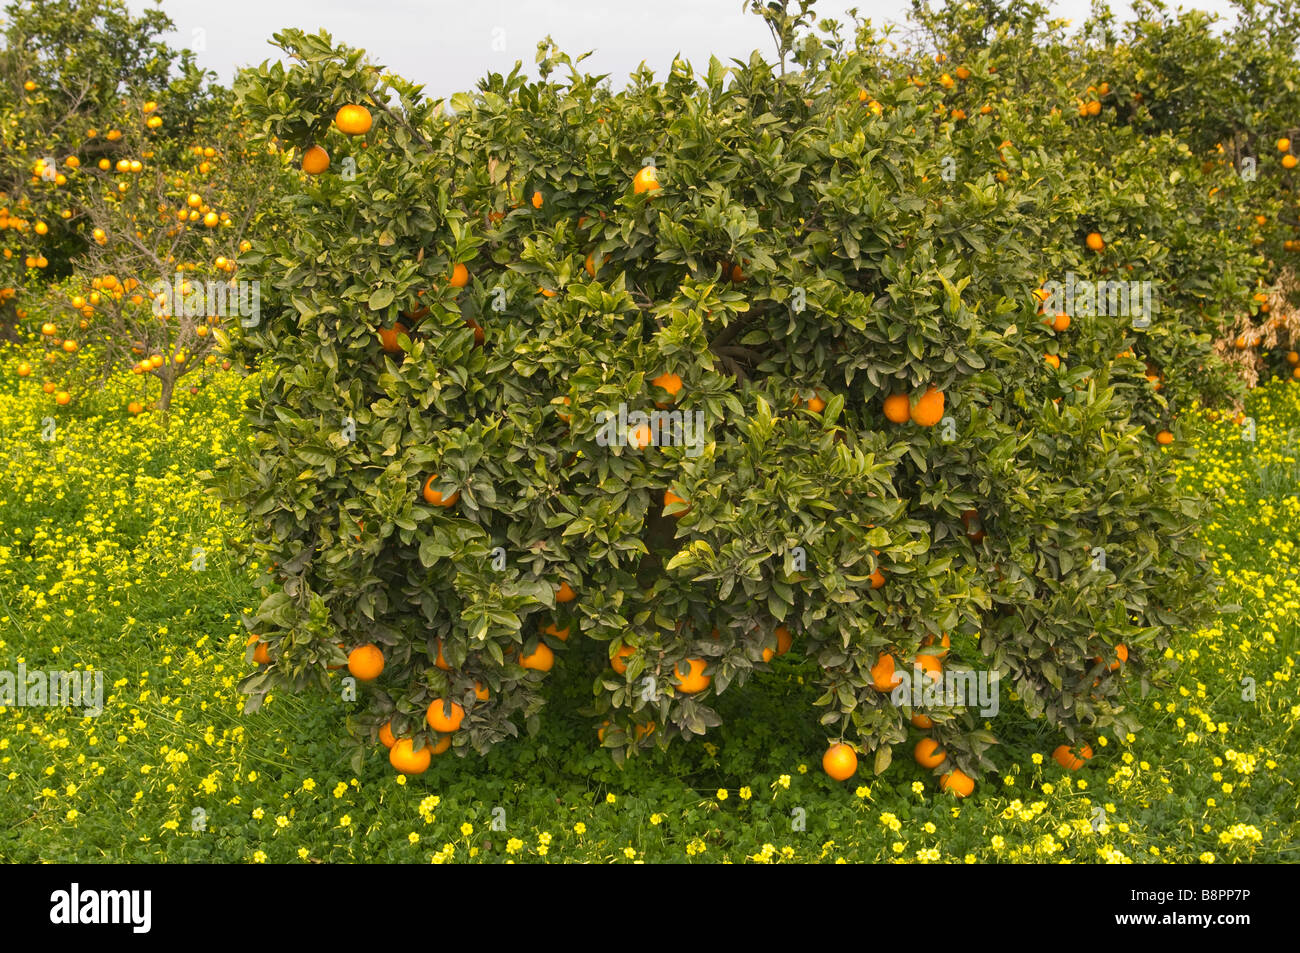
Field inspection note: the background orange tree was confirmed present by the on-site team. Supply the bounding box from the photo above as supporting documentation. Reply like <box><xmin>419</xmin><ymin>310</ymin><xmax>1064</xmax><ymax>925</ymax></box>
<box><xmin>1</xmin><ymin>0</ymin><xmax>181</xmax><ymax>327</ymax></box>
<box><xmin>0</xmin><ymin>0</ymin><xmax>280</xmax><ymax>411</ymax></box>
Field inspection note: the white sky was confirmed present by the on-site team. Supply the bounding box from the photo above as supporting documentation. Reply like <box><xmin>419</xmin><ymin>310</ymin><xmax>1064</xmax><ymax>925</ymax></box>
<box><xmin>127</xmin><ymin>0</ymin><xmax>1244</xmax><ymax>97</ymax></box>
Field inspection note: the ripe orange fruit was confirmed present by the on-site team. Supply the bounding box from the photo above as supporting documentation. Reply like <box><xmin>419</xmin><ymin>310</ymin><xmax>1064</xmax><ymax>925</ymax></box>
<box><xmin>922</xmin><ymin>632</ymin><xmax>951</xmax><ymax>657</ymax></box>
<box><xmin>422</xmin><ymin>474</ymin><xmax>460</xmax><ymax>507</ymax></box>
<box><xmin>348</xmin><ymin>644</ymin><xmax>384</xmax><ymax>680</ymax></box>
<box><xmin>1286</xmin><ymin>351</ymin><xmax>1298</xmax><ymax>365</ymax></box>
<box><xmin>127</xmin><ymin>401</ymin><xmax>142</xmax><ymax>415</ymax></box>
<box><xmin>1279</xmin><ymin>138</ymin><xmax>1292</xmax><ymax>153</ymax></box>
<box><xmin>520</xmin><ymin>642</ymin><xmax>555</xmax><ymax>671</ymax></box>
<box><xmin>911</xmin><ymin>713</ymin><xmax>933</xmax><ymax>729</ymax></box>
<box><xmin>426</xmin><ymin>698</ymin><xmax>466</xmax><ymax>733</ymax></box>
<box><xmin>909</xmin><ymin>386</ymin><xmax>945</xmax><ymax>426</ymax></box>
<box><xmin>246</xmin><ymin>634</ymin><xmax>272</xmax><ymax>665</ymax></box>
<box><xmin>610</xmin><ymin>644</ymin><xmax>635</xmax><ymax>674</ymax></box>
<box><xmin>1045</xmin><ymin>353</ymin><xmax>1061</xmax><ymax>369</ymax></box>
<box><xmin>869</xmin><ymin>653</ymin><xmax>899</xmax><ymax>692</ymax></box>
<box><xmin>940</xmin><ymin>769</ymin><xmax>975</xmax><ymax>797</ymax></box>
<box><xmin>1053</xmin><ymin>743</ymin><xmax>1093</xmax><ymax>771</ymax></box>
<box><xmin>389</xmin><ymin>738</ymin><xmax>431</xmax><ymax>774</ymax></box>
<box><xmin>555</xmin><ymin>581</ymin><xmax>576</xmax><ymax>603</ymax></box>
<box><xmin>913</xmin><ymin>653</ymin><xmax>942</xmax><ymax>682</ymax></box>
<box><xmin>584</xmin><ymin>252</ymin><xmax>599</xmax><ymax>278</ymax></box>
<box><xmin>868</xmin><ymin>549</ymin><xmax>886</xmax><ymax>589</ymax></box>
<box><xmin>774</xmin><ymin>625</ymin><xmax>793</xmax><ymax>656</ymax></box>
<box><xmin>54</xmin><ymin>391</ymin><xmax>71</xmax><ymax>405</ymax></box>
<box><xmin>1085</xmin><ymin>231</ymin><xmax>1104</xmax><ymax>251</ymax></box>
<box><xmin>542</xmin><ymin>621</ymin><xmax>571</xmax><ymax>641</ymax></box>
<box><xmin>914</xmin><ymin>738</ymin><xmax>947</xmax><ymax>769</ymax></box>
<box><xmin>465</xmin><ymin>317</ymin><xmax>485</xmax><ymax>346</ymax></box>
<box><xmin>378</xmin><ymin>321</ymin><xmax>408</xmax><ymax>353</ymax></box>
<box><xmin>805</xmin><ymin>392</ymin><xmax>826</xmax><ymax>413</ymax></box>
<box><xmin>883</xmin><ymin>392</ymin><xmax>911</xmax><ymax>423</ymax></box>
<box><xmin>1094</xmin><ymin>643</ymin><xmax>1129</xmax><ymax>671</ymax></box>
<box><xmin>673</xmin><ymin>658</ymin><xmax>711</xmax><ymax>693</ymax></box>
<box><xmin>664</xmin><ymin>489</ymin><xmax>689</xmax><ymax>515</ymax></box>
<box><xmin>449</xmin><ymin>263</ymin><xmax>469</xmax><ymax>288</ymax></box>
<box><xmin>1156</xmin><ymin>430</ymin><xmax>1174</xmax><ymax>445</ymax></box>
<box><xmin>301</xmin><ymin>145</ymin><xmax>329</xmax><ymax>174</ymax></box>
<box><xmin>629</xmin><ymin>423</ymin><xmax>653</xmax><ymax>449</ymax></box>
<box><xmin>1284</xmin><ymin>155</ymin><xmax>1298</xmax><ymax>169</ymax></box>
<box><xmin>651</xmin><ymin>371</ymin><xmax>682</xmax><ymax>408</ymax></box>
<box><xmin>632</xmin><ymin>166</ymin><xmax>660</xmax><ymax>194</ymax></box>
<box><xmin>379</xmin><ymin>721</ymin><xmax>397</xmax><ymax>748</ymax></box>
<box><xmin>433</xmin><ymin>639</ymin><xmax>451</xmax><ymax>670</ymax></box>
<box><xmin>822</xmin><ymin>743</ymin><xmax>857</xmax><ymax>781</ymax></box>
<box><xmin>1052</xmin><ymin>313</ymin><xmax>1071</xmax><ymax>332</ymax></box>
<box><xmin>474</xmin><ymin>681</ymin><xmax>490</xmax><ymax>701</ymax></box>
<box><xmin>335</xmin><ymin>104</ymin><xmax>373</xmax><ymax>136</ymax></box>
<box><xmin>16</xmin><ymin>363</ymin><xmax>31</xmax><ymax>377</ymax></box>
<box><xmin>531</xmin><ymin>190</ymin><xmax>543</xmax><ymax>209</ymax></box>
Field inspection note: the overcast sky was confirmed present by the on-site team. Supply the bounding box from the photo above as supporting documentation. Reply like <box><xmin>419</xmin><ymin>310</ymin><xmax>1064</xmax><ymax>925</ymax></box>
<box><xmin>125</xmin><ymin>0</ymin><xmax>1243</xmax><ymax>97</ymax></box>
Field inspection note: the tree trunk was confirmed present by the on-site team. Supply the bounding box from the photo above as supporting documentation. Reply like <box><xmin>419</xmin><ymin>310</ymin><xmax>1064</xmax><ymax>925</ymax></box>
<box><xmin>158</xmin><ymin>370</ymin><xmax>176</xmax><ymax>418</ymax></box>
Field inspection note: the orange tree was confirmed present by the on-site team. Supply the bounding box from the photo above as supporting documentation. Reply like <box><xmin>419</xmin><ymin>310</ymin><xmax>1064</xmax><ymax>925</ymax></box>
<box><xmin>1104</xmin><ymin>0</ymin><xmax>1300</xmax><ymax>381</ymax></box>
<box><xmin>0</xmin><ymin>0</ymin><xmax>278</xmax><ymax>412</ymax></box>
<box><xmin>0</xmin><ymin>0</ymin><xmax>182</xmax><ymax>330</ymax></box>
<box><xmin>39</xmin><ymin>87</ymin><xmax>280</xmax><ymax>413</ymax></box>
<box><xmin>917</xmin><ymin>0</ymin><xmax>1259</xmax><ymax>416</ymax></box>
<box><xmin>219</xmin><ymin>2</ymin><xmax>1229</xmax><ymax>787</ymax></box>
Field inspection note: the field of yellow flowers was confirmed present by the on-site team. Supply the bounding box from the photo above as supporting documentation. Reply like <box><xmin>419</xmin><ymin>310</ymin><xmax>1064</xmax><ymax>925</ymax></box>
<box><xmin>0</xmin><ymin>343</ymin><xmax>1296</xmax><ymax>863</ymax></box>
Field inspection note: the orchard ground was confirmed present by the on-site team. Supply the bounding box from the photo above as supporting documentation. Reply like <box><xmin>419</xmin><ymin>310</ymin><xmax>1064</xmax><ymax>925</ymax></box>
<box><xmin>0</xmin><ymin>344</ymin><xmax>1296</xmax><ymax>864</ymax></box>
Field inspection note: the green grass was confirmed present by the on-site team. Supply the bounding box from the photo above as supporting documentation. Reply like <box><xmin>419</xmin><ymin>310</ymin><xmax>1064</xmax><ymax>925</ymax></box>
<box><xmin>0</xmin><ymin>343</ymin><xmax>1296</xmax><ymax>863</ymax></box>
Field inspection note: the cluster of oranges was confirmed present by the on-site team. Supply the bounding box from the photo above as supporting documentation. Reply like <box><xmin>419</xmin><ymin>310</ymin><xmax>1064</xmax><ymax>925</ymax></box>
<box><xmin>2</xmin><ymin>202</ymin><xmax>51</xmax><ymax>268</ymax></box>
<box><xmin>174</xmin><ymin>190</ymin><xmax>229</xmax><ymax>229</ymax></box>
<box><xmin>1223</xmin><ymin>284</ymin><xmax>1300</xmax><ymax>382</ymax></box>
<box><xmin>297</xmin><ymin>104</ymin><xmax>374</xmax><ymax>176</ymax></box>
<box><xmin>249</xmin><ymin>580</ymin><xmax>581</xmax><ymax>774</ymax></box>
<box><xmin>881</xmin><ymin>386</ymin><xmax>945</xmax><ymax>427</ymax></box>
<box><xmin>820</xmin><ymin>632</ymin><xmax>1118</xmax><ymax>794</ymax></box>
<box><xmin>1279</xmin><ymin>136</ymin><xmax>1297</xmax><ymax>170</ymax></box>
<box><xmin>1076</xmin><ymin>82</ymin><xmax>1110</xmax><ymax>117</ymax></box>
